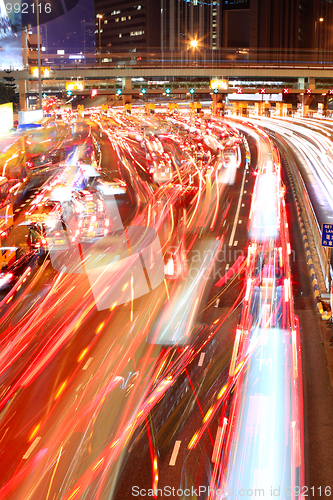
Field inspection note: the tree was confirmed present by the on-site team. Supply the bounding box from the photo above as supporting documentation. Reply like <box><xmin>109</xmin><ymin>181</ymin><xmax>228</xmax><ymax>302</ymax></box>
<box><xmin>0</xmin><ymin>82</ymin><xmax>15</xmax><ymax>105</ymax></box>
<box><xmin>3</xmin><ymin>70</ymin><xmax>19</xmax><ymax>109</ymax></box>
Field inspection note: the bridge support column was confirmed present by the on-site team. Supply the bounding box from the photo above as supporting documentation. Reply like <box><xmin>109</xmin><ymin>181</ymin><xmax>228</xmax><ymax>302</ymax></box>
<box><xmin>122</xmin><ymin>94</ymin><xmax>132</xmax><ymax>106</ymax></box>
<box><xmin>298</xmin><ymin>77</ymin><xmax>305</xmax><ymax>89</ymax></box>
<box><xmin>308</xmin><ymin>77</ymin><xmax>316</xmax><ymax>90</ymax></box>
<box><xmin>298</xmin><ymin>94</ymin><xmax>314</xmax><ymax>117</ymax></box>
<box><xmin>122</xmin><ymin>77</ymin><xmax>132</xmax><ymax>90</ymax></box>
<box><xmin>211</xmin><ymin>93</ymin><xmax>225</xmax><ymax>116</ymax></box>
<box><xmin>19</xmin><ymin>79</ymin><xmax>26</xmax><ymax>111</ymax></box>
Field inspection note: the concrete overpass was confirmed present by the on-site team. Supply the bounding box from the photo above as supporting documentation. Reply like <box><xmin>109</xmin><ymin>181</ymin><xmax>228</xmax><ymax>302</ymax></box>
<box><xmin>2</xmin><ymin>60</ymin><xmax>333</xmax><ymax>110</ymax></box>
<box><xmin>2</xmin><ymin>62</ymin><xmax>333</xmax><ymax>81</ymax></box>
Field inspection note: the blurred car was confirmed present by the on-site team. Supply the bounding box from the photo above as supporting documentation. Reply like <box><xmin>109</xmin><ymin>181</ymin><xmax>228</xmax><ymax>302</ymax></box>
<box><xmin>70</xmin><ymin>190</ymin><xmax>109</xmax><ymax>240</ymax></box>
<box><xmin>0</xmin><ymin>250</ymin><xmax>34</xmax><ymax>292</ymax></box>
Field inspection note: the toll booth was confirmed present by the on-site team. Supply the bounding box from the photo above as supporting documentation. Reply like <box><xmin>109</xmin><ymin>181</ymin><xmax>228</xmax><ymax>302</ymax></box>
<box><xmin>255</xmin><ymin>102</ymin><xmax>270</xmax><ymax>117</ymax></box>
<box><xmin>124</xmin><ymin>103</ymin><xmax>132</xmax><ymax>115</ymax></box>
<box><xmin>167</xmin><ymin>103</ymin><xmax>179</xmax><ymax>114</ymax></box>
<box><xmin>145</xmin><ymin>103</ymin><xmax>155</xmax><ymax>115</ymax></box>
<box><xmin>233</xmin><ymin>102</ymin><xmax>247</xmax><ymax>116</ymax></box>
<box><xmin>211</xmin><ymin>101</ymin><xmax>225</xmax><ymax>116</ymax></box>
<box><xmin>194</xmin><ymin>102</ymin><xmax>202</xmax><ymax>114</ymax></box>
<box><xmin>282</xmin><ymin>103</ymin><xmax>292</xmax><ymax>117</ymax></box>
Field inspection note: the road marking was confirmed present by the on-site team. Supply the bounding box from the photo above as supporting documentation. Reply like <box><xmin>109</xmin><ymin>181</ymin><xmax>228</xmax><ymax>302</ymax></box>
<box><xmin>169</xmin><ymin>441</ymin><xmax>181</xmax><ymax>466</ymax></box>
<box><xmin>23</xmin><ymin>437</ymin><xmax>41</xmax><ymax>459</ymax></box>
<box><xmin>241</xmin><ymin>203</ymin><xmax>245</xmax><ymax>207</ymax></box>
<box><xmin>214</xmin><ymin>299</ymin><xmax>220</xmax><ymax>308</ymax></box>
<box><xmin>244</xmin><ymin>190</ymin><xmax>247</xmax><ymax>193</ymax></box>
<box><xmin>223</xmin><ymin>219</ymin><xmax>226</xmax><ymax>227</ymax></box>
<box><xmin>15</xmin><ymin>209</ymin><xmax>20</xmax><ymax>213</ymax></box>
<box><xmin>238</xmin><ymin>220</ymin><xmax>242</xmax><ymax>224</ymax></box>
<box><xmin>225</xmin><ymin>263</ymin><xmax>229</xmax><ymax>270</ymax></box>
<box><xmin>83</xmin><ymin>357</ymin><xmax>93</xmax><ymax>370</ymax></box>
<box><xmin>233</xmin><ymin>241</ymin><xmax>238</xmax><ymax>246</ymax></box>
<box><xmin>245</xmin><ymin>179</ymin><xmax>248</xmax><ymax>182</ymax></box>
<box><xmin>21</xmin><ymin>203</ymin><xmax>26</xmax><ymax>207</ymax></box>
<box><xmin>198</xmin><ymin>352</ymin><xmax>206</xmax><ymax>365</ymax></box>
<box><xmin>212</xmin><ymin>427</ymin><xmax>223</xmax><ymax>463</ymax></box>
<box><xmin>228</xmin><ymin>167</ymin><xmax>247</xmax><ymax>247</ymax></box>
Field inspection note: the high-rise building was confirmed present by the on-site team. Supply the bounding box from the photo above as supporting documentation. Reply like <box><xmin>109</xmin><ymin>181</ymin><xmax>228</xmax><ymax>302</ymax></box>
<box><xmin>94</xmin><ymin>0</ymin><xmax>161</xmax><ymax>58</ymax></box>
<box><xmin>93</xmin><ymin>0</ymin><xmax>333</xmax><ymax>60</ymax></box>
<box><xmin>161</xmin><ymin>0</ymin><xmax>221</xmax><ymax>53</ymax></box>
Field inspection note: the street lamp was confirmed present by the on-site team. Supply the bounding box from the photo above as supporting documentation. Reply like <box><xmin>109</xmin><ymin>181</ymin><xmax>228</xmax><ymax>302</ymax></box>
<box><xmin>315</xmin><ymin>17</ymin><xmax>324</xmax><ymax>57</ymax></box>
<box><xmin>96</xmin><ymin>14</ymin><xmax>103</xmax><ymax>62</ymax></box>
<box><xmin>36</xmin><ymin>0</ymin><xmax>42</xmax><ymax>110</ymax></box>
<box><xmin>188</xmin><ymin>38</ymin><xmax>199</xmax><ymax>66</ymax></box>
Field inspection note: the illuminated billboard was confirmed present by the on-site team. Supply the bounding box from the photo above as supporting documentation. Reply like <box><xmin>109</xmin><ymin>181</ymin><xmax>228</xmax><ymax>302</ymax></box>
<box><xmin>0</xmin><ymin>2</ymin><xmax>23</xmax><ymax>69</ymax></box>
<box><xmin>210</xmin><ymin>79</ymin><xmax>229</xmax><ymax>90</ymax></box>
<box><xmin>0</xmin><ymin>102</ymin><xmax>13</xmax><ymax>135</ymax></box>
<box><xmin>65</xmin><ymin>81</ymin><xmax>85</xmax><ymax>91</ymax></box>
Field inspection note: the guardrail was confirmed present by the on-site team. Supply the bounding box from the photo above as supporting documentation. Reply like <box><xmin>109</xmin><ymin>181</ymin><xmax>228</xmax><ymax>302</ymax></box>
<box><xmin>270</xmin><ymin>131</ymin><xmax>330</xmax><ymax>292</ymax></box>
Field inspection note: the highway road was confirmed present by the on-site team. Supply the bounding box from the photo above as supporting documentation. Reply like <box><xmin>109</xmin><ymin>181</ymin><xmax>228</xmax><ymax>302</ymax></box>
<box><xmin>0</xmin><ymin>107</ymin><xmax>332</xmax><ymax>499</ymax></box>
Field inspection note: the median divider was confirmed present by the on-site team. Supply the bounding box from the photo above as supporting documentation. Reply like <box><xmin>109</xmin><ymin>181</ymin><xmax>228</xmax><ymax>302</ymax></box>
<box><xmin>269</xmin><ymin>131</ymin><xmax>331</xmax><ymax>320</ymax></box>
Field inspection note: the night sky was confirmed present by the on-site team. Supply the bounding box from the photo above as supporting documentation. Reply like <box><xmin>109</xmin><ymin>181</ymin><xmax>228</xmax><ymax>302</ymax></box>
<box><xmin>41</xmin><ymin>0</ymin><xmax>95</xmax><ymax>51</ymax></box>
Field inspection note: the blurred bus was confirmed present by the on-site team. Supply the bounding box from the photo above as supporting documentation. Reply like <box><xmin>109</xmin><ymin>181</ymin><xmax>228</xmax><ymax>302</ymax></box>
<box><xmin>0</xmin><ymin>177</ymin><xmax>14</xmax><ymax>238</ymax></box>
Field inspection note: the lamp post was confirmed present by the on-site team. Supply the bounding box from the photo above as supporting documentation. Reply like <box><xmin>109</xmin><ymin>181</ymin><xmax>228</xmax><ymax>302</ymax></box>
<box><xmin>189</xmin><ymin>38</ymin><xmax>198</xmax><ymax>66</ymax></box>
<box><xmin>96</xmin><ymin>14</ymin><xmax>103</xmax><ymax>63</ymax></box>
<box><xmin>36</xmin><ymin>1</ymin><xmax>42</xmax><ymax>110</ymax></box>
<box><xmin>315</xmin><ymin>17</ymin><xmax>324</xmax><ymax>61</ymax></box>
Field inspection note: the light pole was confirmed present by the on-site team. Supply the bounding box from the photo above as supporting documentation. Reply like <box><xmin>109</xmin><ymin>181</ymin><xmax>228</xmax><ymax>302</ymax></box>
<box><xmin>189</xmin><ymin>38</ymin><xmax>198</xmax><ymax>66</ymax></box>
<box><xmin>315</xmin><ymin>17</ymin><xmax>324</xmax><ymax>61</ymax></box>
<box><xmin>36</xmin><ymin>0</ymin><xmax>42</xmax><ymax>109</ymax></box>
<box><xmin>96</xmin><ymin>14</ymin><xmax>103</xmax><ymax>63</ymax></box>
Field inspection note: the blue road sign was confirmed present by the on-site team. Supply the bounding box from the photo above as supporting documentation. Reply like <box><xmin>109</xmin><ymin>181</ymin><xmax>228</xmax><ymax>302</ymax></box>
<box><xmin>322</xmin><ymin>223</ymin><xmax>333</xmax><ymax>247</ymax></box>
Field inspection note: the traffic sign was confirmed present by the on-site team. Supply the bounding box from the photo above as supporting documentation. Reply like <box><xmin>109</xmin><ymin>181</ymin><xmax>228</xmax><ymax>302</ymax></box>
<box><xmin>322</xmin><ymin>223</ymin><xmax>333</xmax><ymax>247</ymax></box>
<box><xmin>116</xmin><ymin>89</ymin><xmax>122</xmax><ymax>96</ymax></box>
<box><xmin>189</xmin><ymin>88</ymin><xmax>195</xmax><ymax>95</ymax></box>
<box><xmin>165</xmin><ymin>88</ymin><xmax>171</xmax><ymax>95</ymax></box>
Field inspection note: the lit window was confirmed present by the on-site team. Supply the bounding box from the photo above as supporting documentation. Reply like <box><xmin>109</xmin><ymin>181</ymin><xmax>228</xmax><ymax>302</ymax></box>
<box><xmin>212</xmin><ymin>34</ymin><xmax>217</xmax><ymax>38</ymax></box>
<box><xmin>104</xmin><ymin>20</ymin><xmax>107</xmax><ymax>24</ymax></box>
<box><xmin>111</xmin><ymin>9</ymin><xmax>120</xmax><ymax>15</ymax></box>
<box><xmin>130</xmin><ymin>30</ymin><xmax>144</xmax><ymax>36</ymax></box>
<box><xmin>119</xmin><ymin>33</ymin><xmax>122</xmax><ymax>37</ymax></box>
<box><xmin>137</xmin><ymin>5</ymin><xmax>141</xmax><ymax>9</ymax></box>
<box><xmin>121</xmin><ymin>16</ymin><xmax>126</xmax><ymax>21</ymax></box>
<box><xmin>115</xmin><ymin>18</ymin><xmax>119</xmax><ymax>22</ymax></box>
<box><xmin>128</xmin><ymin>15</ymin><xmax>131</xmax><ymax>19</ymax></box>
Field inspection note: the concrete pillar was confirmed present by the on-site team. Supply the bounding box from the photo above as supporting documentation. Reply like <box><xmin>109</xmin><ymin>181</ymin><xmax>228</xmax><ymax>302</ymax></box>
<box><xmin>211</xmin><ymin>93</ymin><xmax>225</xmax><ymax>116</ymax></box>
<box><xmin>122</xmin><ymin>77</ymin><xmax>132</xmax><ymax>90</ymax></box>
<box><xmin>122</xmin><ymin>94</ymin><xmax>132</xmax><ymax>105</ymax></box>
<box><xmin>298</xmin><ymin>77</ymin><xmax>305</xmax><ymax>90</ymax></box>
<box><xmin>297</xmin><ymin>94</ymin><xmax>314</xmax><ymax>117</ymax></box>
<box><xmin>19</xmin><ymin>79</ymin><xmax>26</xmax><ymax>111</ymax></box>
<box><xmin>308</xmin><ymin>77</ymin><xmax>316</xmax><ymax>90</ymax></box>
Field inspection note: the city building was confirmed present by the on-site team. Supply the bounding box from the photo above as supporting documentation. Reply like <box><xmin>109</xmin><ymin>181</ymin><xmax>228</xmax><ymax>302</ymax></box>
<box><xmin>92</xmin><ymin>0</ymin><xmax>333</xmax><ymax>62</ymax></box>
<box><xmin>93</xmin><ymin>0</ymin><xmax>161</xmax><ymax>61</ymax></box>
